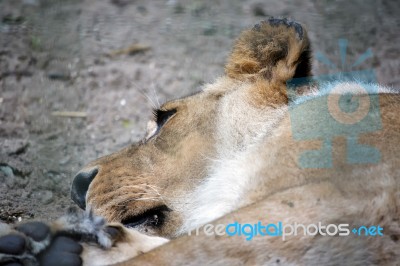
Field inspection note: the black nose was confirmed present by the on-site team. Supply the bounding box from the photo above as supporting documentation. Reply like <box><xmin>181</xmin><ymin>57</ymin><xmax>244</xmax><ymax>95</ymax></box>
<box><xmin>71</xmin><ymin>167</ymin><xmax>98</xmax><ymax>210</ymax></box>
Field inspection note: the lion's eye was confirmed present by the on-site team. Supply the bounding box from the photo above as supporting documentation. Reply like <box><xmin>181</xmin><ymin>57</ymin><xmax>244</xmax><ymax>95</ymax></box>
<box><xmin>145</xmin><ymin>109</ymin><xmax>176</xmax><ymax>141</ymax></box>
<box><xmin>121</xmin><ymin>205</ymin><xmax>170</xmax><ymax>229</ymax></box>
<box><xmin>154</xmin><ymin>109</ymin><xmax>176</xmax><ymax>128</ymax></box>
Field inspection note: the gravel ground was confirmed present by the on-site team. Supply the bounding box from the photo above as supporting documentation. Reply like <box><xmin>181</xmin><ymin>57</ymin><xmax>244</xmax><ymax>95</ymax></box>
<box><xmin>0</xmin><ymin>0</ymin><xmax>399</xmax><ymax>224</ymax></box>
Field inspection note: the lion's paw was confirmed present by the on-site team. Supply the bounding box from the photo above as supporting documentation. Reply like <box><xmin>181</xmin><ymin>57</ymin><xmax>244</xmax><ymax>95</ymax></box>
<box><xmin>0</xmin><ymin>220</ymin><xmax>82</xmax><ymax>266</ymax></box>
<box><xmin>0</xmin><ymin>208</ymin><xmax>168</xmax><ymax>266</ymax></box>
<box><xmin>0</xmin><ymin>208</ymin><xmax>120</xmax><ymax>266</ymax></box>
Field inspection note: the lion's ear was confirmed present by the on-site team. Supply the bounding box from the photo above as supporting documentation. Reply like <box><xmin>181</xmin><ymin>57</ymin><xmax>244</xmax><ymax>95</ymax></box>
<box><xmin>225</xmin><ymin>18</ymin><xmax>311</xmax><ymax>84</ymax></box>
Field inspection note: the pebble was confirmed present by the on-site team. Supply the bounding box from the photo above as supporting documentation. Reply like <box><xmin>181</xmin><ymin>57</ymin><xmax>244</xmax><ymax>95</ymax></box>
<box><xmin>36</xmin><ymin>190</ymin><xmax>54</xmax><ymax>205</ymax></box>
<box><xmin>59</xmin><ymin>156</ymin><xmax>70</xmax><ymax>165</ymax></box>
<box><xmin>0</xmin><ymin>166</ymin><xmax>15</xmax><ymax>188</ymax></box>
<box><xmin>0</xmin><ymin>166</ymin><xmax>14</xmax><ymax>178</ymax></box>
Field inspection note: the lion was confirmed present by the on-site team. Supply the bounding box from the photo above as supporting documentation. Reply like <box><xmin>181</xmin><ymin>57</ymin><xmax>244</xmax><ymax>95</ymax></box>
<box><xmin>1</xmin><ymin>18</ymin><xmax>399</xmax><ymax>266</ymax></box>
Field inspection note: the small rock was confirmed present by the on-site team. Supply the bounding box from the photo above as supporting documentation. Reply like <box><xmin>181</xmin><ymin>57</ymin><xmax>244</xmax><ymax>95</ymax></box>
<box><xmin>59</xmin><ymin>156</ymin><xmax>70</xmax><ymax>165</ymax></box>
<box><xmin>0</xmin><ymin>166</ymin><xmax>14</xmax><ymax>178</ymax></box>
<box><xmin>0</xmin><ymin>166</ymin><xmax>15</xmax><ymax>188</ymax></box>
<box><xmin>36</xmin><ymin>190</ymin><xmax>54</xmax><ymax>205</ymax></box>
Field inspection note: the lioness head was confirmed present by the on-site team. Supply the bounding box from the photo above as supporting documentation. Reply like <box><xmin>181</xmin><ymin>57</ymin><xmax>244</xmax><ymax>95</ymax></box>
<box><xmin>71</xmin><ymin>18</ymin><xmax>311</xmax><ymax>238</ymax></box>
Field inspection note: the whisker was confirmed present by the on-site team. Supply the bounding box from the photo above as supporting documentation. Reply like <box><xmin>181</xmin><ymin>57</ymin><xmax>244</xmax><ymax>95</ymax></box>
<box><xmin>140</xmin><ymin>90</ymin><xmax>158</xmax><ymax>109</ymax></box>
<box><xmin>134</xmin><ymin>86</ymin><xmax>157</xmax><ymax>109</ymax></box>
<box><xmin>127</xmin><ymin>80</ymin><xmax>158</xmax><ymax>110</ymax></box>
<box><xmin>150</xmin><ymin>82</ymin><xmax>161</xmax><ymax>108</ymax></box>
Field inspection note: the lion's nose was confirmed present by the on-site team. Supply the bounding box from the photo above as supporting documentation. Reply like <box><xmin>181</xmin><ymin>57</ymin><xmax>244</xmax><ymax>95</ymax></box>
<box><xmin>71</xmin><ymin>167</ymin><xmax>98</xmax><ymax>210</ymax></box>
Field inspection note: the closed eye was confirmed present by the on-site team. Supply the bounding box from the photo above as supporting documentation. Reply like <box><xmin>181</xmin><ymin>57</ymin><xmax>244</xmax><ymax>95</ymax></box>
<box><xmin>121</xmin><ymin>205</ymin><xmax>170</xmax><ymax>229</ymax></box>
<box><xmin>145</xmin><ymin>109</ymin><xmax>177</xmax><ymax>140</ymax></box>
<box><xmin>153</xmin><ymin>109</ymin><xmax>176</xmax><ymax>129</ymax></box>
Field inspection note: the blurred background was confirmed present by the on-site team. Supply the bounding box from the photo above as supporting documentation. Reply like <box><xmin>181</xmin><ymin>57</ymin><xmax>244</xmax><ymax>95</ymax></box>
<box><xmin>0</xmin><ymin>0</ymin><xmax>399</xmax><ymax>223</ymax></box>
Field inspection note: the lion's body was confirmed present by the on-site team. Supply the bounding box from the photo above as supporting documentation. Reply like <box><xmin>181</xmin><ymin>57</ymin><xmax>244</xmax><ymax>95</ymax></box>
<box><xmin>120</xmin><ymin>91</ymin><xmax>400</xmax><ymax>265</ymax></box>
<box><xmin>80</xmin><ymin>19</ymin><xmax>400</xmax><ymax>265</ymax></box>
<box><xmin>1</xmin><ymin>19</ymin><xmax>399</xmax><ymax>266</ymax></box>
<box><xmin>101</xmin><ymin>88</ymin><xmax>400</xmax><ymax>266</ymax></box>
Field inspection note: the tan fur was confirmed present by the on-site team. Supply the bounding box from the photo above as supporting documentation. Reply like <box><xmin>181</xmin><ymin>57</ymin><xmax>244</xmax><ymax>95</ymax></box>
<box><xmin>74</xmin><ymin>19</ymin><xmax>400</xmax><ymax>265</ymax></box>
<box><xmin>80</xmin><ymin>226</ymin><xmax>168</xmax><ymax>266</ymax></box>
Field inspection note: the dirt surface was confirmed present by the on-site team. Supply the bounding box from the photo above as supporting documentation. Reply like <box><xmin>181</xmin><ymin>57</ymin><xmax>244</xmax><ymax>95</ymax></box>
<box><xmin>0</xmin><ymin>0</ymin><xmax>399</xmax><ymax>224</ymax></box>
